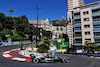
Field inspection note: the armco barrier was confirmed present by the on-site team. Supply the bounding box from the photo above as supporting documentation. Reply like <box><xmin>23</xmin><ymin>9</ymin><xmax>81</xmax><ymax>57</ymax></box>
<box><xmin>1</xmin><ymin>42</ymin><xmax>12</xmax><ymax>46</ymax></box>
<box><xmin>12</xmin><ymin>41</ymin><xmax>20</xmax><ymax>45</ymax></box>
<box><xmin>96</xmin><ymin>53</ymin><xmax>100</xmax><ymax>57</ymax></box>
<box><xmin>1</xmin><ymin>41</ymin><xmax>21</xmax><ymax>47</ymax></box>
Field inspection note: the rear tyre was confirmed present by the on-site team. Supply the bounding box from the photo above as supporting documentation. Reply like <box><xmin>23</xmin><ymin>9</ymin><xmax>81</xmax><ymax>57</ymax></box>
<box><xmin>61</xmin><ymin>58</ymin><xmax>66</xmax><ymax>63</ymax></box>
<box><xmin>32</xmin><ymin>58</ymin><xmax>39</xmax><ymax>63</ymax></box>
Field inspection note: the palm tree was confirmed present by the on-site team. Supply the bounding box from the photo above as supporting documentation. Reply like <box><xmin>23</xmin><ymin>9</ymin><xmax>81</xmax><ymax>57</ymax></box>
<box><xmin>9</xmin><ymin>8</ymin><xmax>13</xmax><ymax>16</ymax></box>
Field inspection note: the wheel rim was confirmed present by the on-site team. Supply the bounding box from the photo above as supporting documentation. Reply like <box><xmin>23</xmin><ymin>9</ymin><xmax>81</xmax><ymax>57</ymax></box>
<box><xmin>33</xmin><ymin>59</ymin><xmax>38</xmax><ymax>63</ymax></box>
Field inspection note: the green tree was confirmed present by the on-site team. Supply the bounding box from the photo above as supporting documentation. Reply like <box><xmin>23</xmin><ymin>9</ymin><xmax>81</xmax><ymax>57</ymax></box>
<box><xmin>18</xmin><ymin>31</ymin><xmax>25</xmax><ymax>37</ymax></box>
<box><xmin>13</xmin><ymin>17</ymin><xmax>19</xmax><ymax>34</ymax></box>
<box><xmin>9</xmin><ymin>8</ymin><xmax>13</xmax><ymax>16</ymax></box>
<box><xmin>0</xmin><ymin>23</ymin><xmax>3</xmax><ymax>31</ymax></box>
<box><xmin>50</xmin><ymin>40</ymin><xmax>57</xmax><ymax>46</ymax></box>
<box><xmin>7</xmin><ymin>29</ymin><xmax>13</xmax><ymax>35</ymax></box>
<box><xmin>17</xmin><ymin>15</ymin><xmax>29</xmax><ymax>32</ymax></box>
<box><xmin>0</xmin><ymin>12</ymin><xmax>6</xmax><ymax>29</ymax></box>
<box><xmin>5</xmin><ymin>17</ymin><xmax>14</xmax><ymax>29</ymax></box>
<box><xmin>84</xmin><ymin>41</ymin><xmax>98</xmax><ymax>53</ymax></box>
<box><xmin>37</xmin><ymin>37</ymin><xmax>50</xmax><ymax>53</ymax></box>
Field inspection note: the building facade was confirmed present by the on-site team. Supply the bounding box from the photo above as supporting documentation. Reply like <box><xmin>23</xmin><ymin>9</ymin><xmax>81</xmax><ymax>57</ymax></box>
<box><xmin>67</xmin><ymin>0</ymin><xmax>84</xmax><ymax>12</ymax></box>
<box><xmin>67</xmin><ymin>0</ymin><xmax>84</xmax><ymax>48</ymax></box>
<box><xmin>29</xmin><ymin>18</ymin><xmax>52</xmax><ymax>32</ymax></box>
<box><xmin>73</xmin><ymin>1</ymin><xmax>100</xmax><ymax>47</ymax></box>
<box><xmin>52</xmin><ymin>26</ymin><xmax>66</xmax><ymax>39</ymax></box>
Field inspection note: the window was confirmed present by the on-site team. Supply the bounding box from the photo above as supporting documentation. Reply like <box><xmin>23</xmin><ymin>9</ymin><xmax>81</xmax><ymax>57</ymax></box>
<box><xmin>83</xmin><ymin>11</ymin><xmax>89</xmax><ymax>15</ymax></box>
<box><xmin>84</xmin><ymin>25</ymin><xmax>90</xmax><ymax>28</ymax></box>
<box><xmin>84</xmin><ymin>18</ymin><xmax>89</xmax><ymax>21</ymax></box>
<box><xmin>85</xmin><ymin>39</ymin><xmax>91</xmax><ymax>42</ymax></box>
<box><xmin>85</xmin><ymin>31</ymin><xmax>90</xmax><ymax>35</ymax></box>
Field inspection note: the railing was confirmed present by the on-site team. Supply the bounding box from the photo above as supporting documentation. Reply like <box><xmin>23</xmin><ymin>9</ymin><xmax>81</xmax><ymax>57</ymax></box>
<box><xmin>94</xmin><ymin>26</ymin><xmax>100</xmax><ymax>29</ymax></box>
<box><xmin>74</xmin><ymin>15</ymin><xmax>81</xmax><ymax>19</ymax></box>
<box><xmin>94</xmin><ymin>34</ymin><xmax>100</xmax><ymax>36</ymax></box>
<box><xmin>92</xmin><ymin>12</ymin><xmax>100</xmax><ymax>15</ymax></box>
<box><xmin>93</xmin><ymin>19</ymin><xmax>100</xmax><ymax>21</ymax></box>
<box><xmin>74</xmin><ymin>21</ymin><xmax>81</xmax><ymax>24</ymax></box>
<box><xmin>75</xmin><ymin>34</ymin><xmax>82</xmax><ymax>37</ymax></box>
<box><xmin>75</xmin><ymin>41</ymin><xmax>82</xmax><ymax>43</ymax></box>
<box><xmin>95</xmin><ymin>41</ymin><xmax>100</xmax><ymax>43</ymax></box>
<box><xmin>75</xmin><ymin>28</ymin><xmax>81</xmax><ymax>30</ymax></box>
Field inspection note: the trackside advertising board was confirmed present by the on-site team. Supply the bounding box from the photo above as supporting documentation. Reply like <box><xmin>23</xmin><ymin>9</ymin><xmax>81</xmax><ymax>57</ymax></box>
<box><xmin>0</xmin><ymin>41</ymin><xmax>20</xmax><ymax>46</ymax></box>
<box><xmin>12</xmin><ymin>41</ymin><xmax>20</xmax><ymax>45</ymax></box>
<box><xmin>57</xmin><ymin>42</ymin><xmax>69</xmax><ymax>49</ymax></box>
<box><xmin>1</xmin><ymin>42</ymin><xmax>12</xmax><ymax>46</ymax></box>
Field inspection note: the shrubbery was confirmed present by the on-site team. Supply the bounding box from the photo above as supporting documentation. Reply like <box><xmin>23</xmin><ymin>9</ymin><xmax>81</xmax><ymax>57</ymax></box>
<box><xmin>37</xmin><ymin>37</ymin><xmax>50</xmax><ymax>53</ymax></box>
<box><xmin>9</xmin><ymin>34</ymin><xmax>28</xmax><ymax>41</ymax></box>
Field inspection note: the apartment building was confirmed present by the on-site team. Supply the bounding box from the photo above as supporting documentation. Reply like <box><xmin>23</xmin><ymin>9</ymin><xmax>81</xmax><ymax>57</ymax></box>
<box><xmin>73</xmin><ymin>1</ymin><xmax>100</xmax><ymax>48</ymax></box>
<box><xmin>68</xmin><ymin>0</ymin><xmax>84</xmax><ymax>12</ymax></box>
<box><xmin>67</xmin><ymin>0</ymin><xmax>84</xmax><ymax>48</ymax></box>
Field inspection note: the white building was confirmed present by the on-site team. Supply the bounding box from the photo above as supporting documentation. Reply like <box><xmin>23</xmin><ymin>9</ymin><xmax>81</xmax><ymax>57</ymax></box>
<box><xmin>73</xmin><ymin>1</ymin><xmax>100</xmax><ymax>47</ymax></box>
<box><xmin>68</xmin><ymin>0</ymin><xmax>84</xmax><ymax>12</ymax></box>
<box><xmin>29</xmin><ymin>18</ymin><xmax>52</xmax><ymax>32</ymax></box>
<box><xmin>67</xmin><ymin>0</ymin><xmax>84</xmax><ymax>48</ymax></box>
<box><xmin>52</xmin><ymin>26</ymin><xmax>66</xmax><ymax>39</ymax></box>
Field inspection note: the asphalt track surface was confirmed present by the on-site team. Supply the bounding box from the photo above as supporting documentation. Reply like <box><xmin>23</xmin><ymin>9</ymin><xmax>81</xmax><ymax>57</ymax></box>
<box><xmin>1</xmin><ymin>43</ymin><xmax>100</xmax><ymax>67</ymax></box>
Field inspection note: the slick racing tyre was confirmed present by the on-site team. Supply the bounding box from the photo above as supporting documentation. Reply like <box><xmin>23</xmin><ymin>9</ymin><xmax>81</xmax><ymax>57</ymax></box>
<box><xmin>32</xmin><ymin>58</ymin><xmax>39</xmax><ymax>63</ymax></box>
<box><xmin>61</xmin><ymin>58</ymin><xmax>66</xmax><ymax>63</ymax></box>
<box><xmin>66</xmin><ymin>60</ymin><xmax>70</xmax><ymax>63</ymax></box>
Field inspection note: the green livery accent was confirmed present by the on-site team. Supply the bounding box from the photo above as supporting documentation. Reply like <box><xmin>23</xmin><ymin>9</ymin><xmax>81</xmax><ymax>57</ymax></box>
<box><xmin>33</xmin><ymin>58</ymin><xmax>39</xmax><ymax>63</ymax></box>
<box><xmin>57</xmin><ymin>42</ymin><xmax>69</xmax><ymax>49</ymax></box>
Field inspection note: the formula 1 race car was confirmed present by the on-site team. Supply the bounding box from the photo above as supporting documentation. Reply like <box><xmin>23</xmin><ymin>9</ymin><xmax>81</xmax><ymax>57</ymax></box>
<box><xmin>30</xmin><ymin>53</ymin><xmax>69</xmax><ymax>63</ymax></box>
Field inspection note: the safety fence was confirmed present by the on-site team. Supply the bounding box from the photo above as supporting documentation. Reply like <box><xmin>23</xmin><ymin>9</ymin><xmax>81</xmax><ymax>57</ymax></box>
<box><xmin>0</xmin><ymin>41</ymin><xmax>21</xmax><ymax>47</ymax></box>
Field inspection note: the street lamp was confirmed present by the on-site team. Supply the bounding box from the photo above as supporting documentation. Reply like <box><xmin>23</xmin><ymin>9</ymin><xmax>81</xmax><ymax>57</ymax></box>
<box><xmin>34</xmin><ymin>5</ymin><xmax>43</xmax><ymax>47</ymax></box>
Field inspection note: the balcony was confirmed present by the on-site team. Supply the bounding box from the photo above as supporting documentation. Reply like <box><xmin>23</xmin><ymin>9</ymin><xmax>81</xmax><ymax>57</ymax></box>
<box><xmin>75</xmin><ymin>34</ymin><xmax>82</xmax><ymax>37</ymax></box>
<box><xmin>74</xmin><ymin>30</ymin><xmax>82</xmax><ymax>32</ymax></box>
<box><xmin>94</xmin><ymin>39</ymin><xmax>100</xmax><ymax>46</ymax></box>
<box><xmin>74</xmin><ymin>34</ymin><xmax>82</xmax><ymax>39</ymax></box>
<box><xmin>93</xmin><ymin>26</ymin><xmax>100</xmax><ymax>31</ymax></box>
<box><xmin>95</xmin><ymin>42</ymin><xmax>100</xmax><ymax>46</ymax></box>
<box><xmin>94</xmin><ymin>33</ymin><xmax>100</xmax><ymax>36</ymax></box>
<box><xmin>75</xmin><ymin>28</ymin><xmax>81</xmax><ymax>30</ymax></box>
<box><xmin>74</xmin><ymin>28</ymin><xmax>82</xmax><ymax>32</ymax></box>
<box><xmin>74</xmin><ymin>23</ymin><xmax>81</xmax><ymax>27</ymax></box>
<box><xmin>91</xmin><ymin>7</ymin><xmax>100</xmax><ymax>10</ymax></box>
<box><xmin>94</xmin><ymin>33</ymin><xmax>100</xmax><ymax>39</ymax></box>
<box><xmin>74</xmin><ymin>37</ymin><xmax>82</xmax><ymax>39</ymax></box>
<box><xmin>74</xmin><ymin>15</ymin><xmax>81</xmax><ymax>20</ymax></box>
<box><xmin>93</xmin><ymin>19</ymin><xmax>100</xmax><ymax>25</ymax></box>
<box><xmin>74</xmin><ymin>44</ymin><xmax>83</xmax><ymax>46</ymax></box>
<box><xmin>73</xmin><ymin>11</ymin><xmax>80</xmax><ymax>14</ymax></box>
<box><xmin>74</xmin><ymin>21</ymin><xmax>81</xmax><ymax>24</ymax></box>
<box><xmin>92</xmin><ymin>12</ymin><xmax>100</xmax><ymax>17</ymax></box>
<box><xmin>74</xmin><ymin>21</ymin><xmax>81</xmax><ymax>26</ymax></box>
<box><xmin>94</xmin><ymin>36</ymin><xmax>100</xmax><ymax>39</ymax></box>
<box><xmin>96</xmin><ymin>43</ymin><xmax>100</xmax><ymax>46</ymax></box>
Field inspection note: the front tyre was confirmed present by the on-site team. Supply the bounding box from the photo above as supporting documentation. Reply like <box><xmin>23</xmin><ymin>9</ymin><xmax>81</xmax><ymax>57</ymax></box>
<box><xmin>32</xmin><ymin>58</ymin><xmax>39</xmax><ymax>63</ymax></box>
<box><xmin>66</xmin><ymin>60</ymin><xmax>70</xmax><ymax>63</ymax></box>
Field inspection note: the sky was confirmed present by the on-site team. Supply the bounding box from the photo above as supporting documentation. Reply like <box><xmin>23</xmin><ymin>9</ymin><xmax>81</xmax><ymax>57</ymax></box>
<box><xmin>0</xmin><ymin>0</ymin><xmax>100</xmax><ymax>21</ymax></box>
